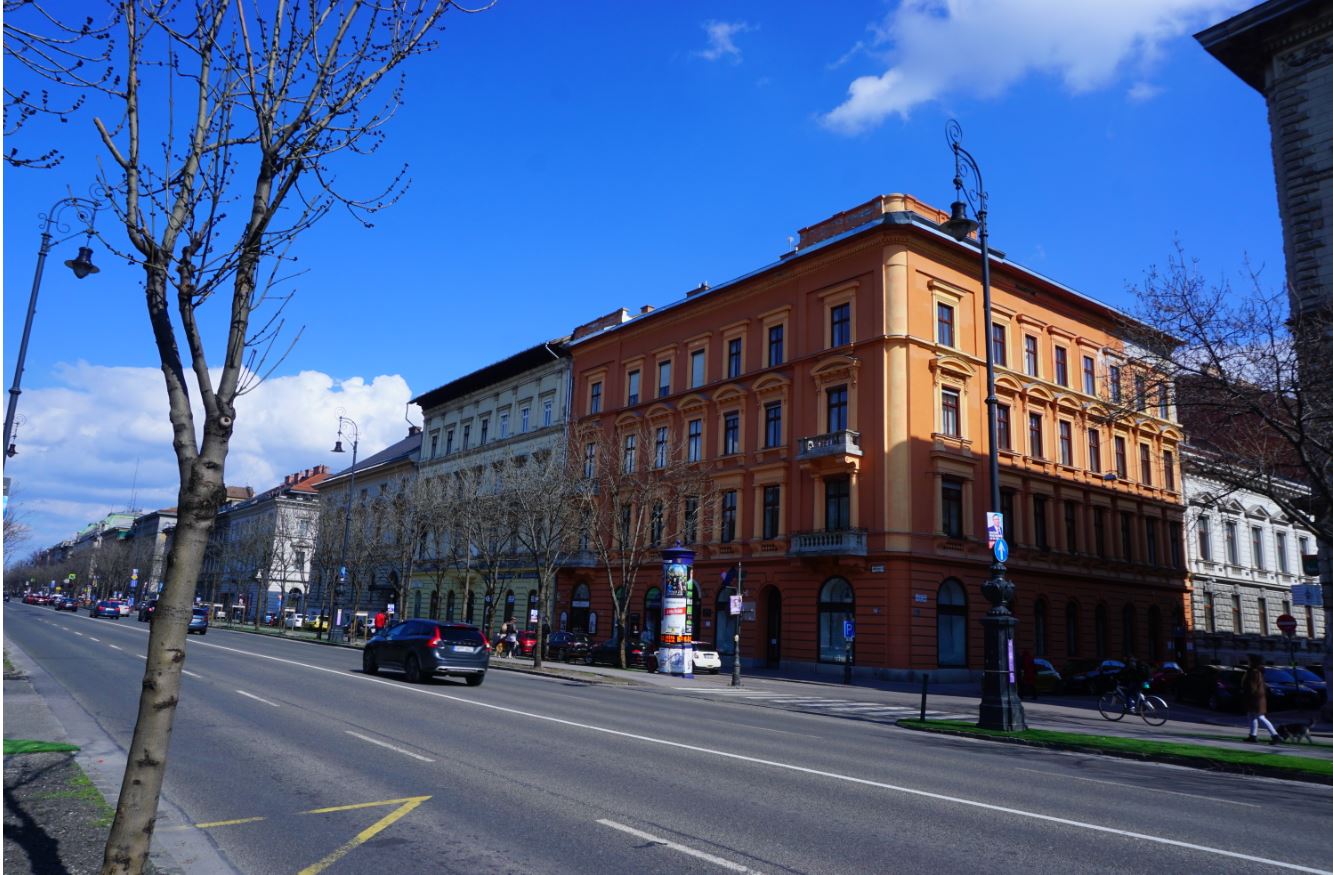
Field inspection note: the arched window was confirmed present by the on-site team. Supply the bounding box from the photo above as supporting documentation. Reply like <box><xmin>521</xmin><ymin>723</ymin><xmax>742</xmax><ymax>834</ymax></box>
<box><xmin>1033</xmin><ymin>598</ymin><xmax>1048</xmax><ymax>658</ymax></box>
<box><xmin>937</xmin><ymin>578</ymin><xmax>967</xmax><ymax>667</ymax></box>
<box><xmin>1065</xmin><ymin>601</ymin><xmax>1079</xmax><ymax>658</ymax></box>
<box><xmin>445</xmin><ymin>590</ymin><xmax>456</xmax><ymax>622</ymax></box>
<box><xmin>570</xmin><ymin>582</ymin><xmax>591</xmax><ymax>632</ymax></box>
<box><xmin>1122</xmin><ymin>604</ymin><xmax>1136</xmax><ymax>658</ymax></box>
<box><xmin>818</xmin><ymin>577</ymin><xmax>855</xmax><ymax>664</ymax></box>
<box><xmin>1147</xmin><ymin>605</ymin><xmax>1162</xmax><ymax>662</ymax></box>
<box><xmin>1094</xmin><ymin>604</ymin><xmax>1108</xmax><ymax>658</ymax></box>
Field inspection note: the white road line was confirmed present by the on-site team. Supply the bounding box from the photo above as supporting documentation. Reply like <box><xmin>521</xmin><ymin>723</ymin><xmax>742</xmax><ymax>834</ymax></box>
<box><xmin>87</xmin><ymin>637</ymin><xmax>100</xmax><ymax>642</ymax></box>
<box><xmin>344</xmin><ymin>731</ymin><xmax>434</xmax><ymax>762</ymax></box>
<box><xmin>192</xmin><ymin>640</ymin><xmax>1333</xmax><ymax>875</ymax></box>
<box><xmin>73</xmin><ymin>631</ymin><xmax>84</xmax><ymax>637</ymax></box>
<box><xmin>1013</xmin><ymin>767</ymin><xmax>1261</xmax><ymax>808</ymax></box>
<box><xmin>136</xmin><ymin>654</ymin><xmax>147</xmax><ymax>660</ymax></box>
<box><xmin>108</xmin><ymin>644</ymin><xmax>122</xmax><ymax>651</ymax></box>
<box><xmin>235</xmin><ymin>690</ymin><xmax>279</xmax><ymax>708</ymax></box>
<box><xmin>598</xmin><ymin>819</ymin><xmax>760</xmax><ymax>873</ymax></box>
<box><xmin>182</xmin><ymin>669</ymin><xmax>201</xmax><ymax>679</ymax></box>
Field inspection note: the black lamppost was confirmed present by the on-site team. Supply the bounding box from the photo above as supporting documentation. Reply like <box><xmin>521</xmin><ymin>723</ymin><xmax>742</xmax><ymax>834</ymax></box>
<box><xmin>944</xmin><ymin>120</ymin><xmax>1025</xmax><ymax>731</ymax></box>
<box><xmin>330</xmin><ymin>413</ymin><xmax>360</xmax><ymax>641</ymax></box>
<box><xmin>4</xmin><ymin>196</ymin><xmax>101</xmax><ymax>467</ymax></box>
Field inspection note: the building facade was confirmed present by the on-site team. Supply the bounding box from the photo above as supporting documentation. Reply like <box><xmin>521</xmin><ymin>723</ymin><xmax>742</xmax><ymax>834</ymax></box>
<box><xmin>1183</xmin><ymin>448</ymin><xmax>1326</xmax><ymax>665</ymax></box>
<box><xmin>409</xmin><ymin>340</ymin><xmax>572</xmax><ymax>631</ymax></box>
<box><xmin>197</xmin><ymin>469</ymin><xmax>326</xmax><ymax>620</ymax></box>
<box><xmin>566</xmin><ymin>193</ymin><xmax>1189</xmax><ymax>679</ymax></box>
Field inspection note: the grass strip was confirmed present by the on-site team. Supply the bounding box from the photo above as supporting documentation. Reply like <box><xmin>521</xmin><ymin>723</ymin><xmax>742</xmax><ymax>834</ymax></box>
<box><xmin>5</xmin><ymin>739</ymin><xmax>80</xmax><ymax>755</ymax></box>
<box><xmin>898</xmin><ymin>719</ymin><xmax>1333</xmax><ymax>779</ymax></box>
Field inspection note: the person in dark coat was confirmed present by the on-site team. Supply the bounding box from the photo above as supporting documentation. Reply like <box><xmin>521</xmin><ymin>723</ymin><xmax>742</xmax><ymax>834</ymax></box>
<box><xmin>1242</xmin><ymin>655</ymin><xmax>1280</xmax><ymax>744</ymax></box>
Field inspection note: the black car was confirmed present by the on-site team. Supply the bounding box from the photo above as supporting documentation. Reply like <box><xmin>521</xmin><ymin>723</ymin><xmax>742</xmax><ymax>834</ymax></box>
<box><xmin>363</xmin><ymin>620</ymin><xmax>489</xmax><ymax>686</ymax></box>
<box><xmin>1262</xmin><ymin>667</ymin><xmax>1324</xmax><ymax>711</ymax></box>
<box><xmin>588</xmin><ymin>637</ymin><xmax>651</xmax><ymax>668</ymax></box>
<box><xmin>187</xmin><ymin>606</ymin><xmax>209</xmax><ymax>635</ymax></box>
<box><xmin>1062</xmin><ymin>659</ymin><xmax>1125</xmax><ymax>694</ymax></box>
<box><xmin>1287</xmin><ymin>667</ymin><xmax>1329</xmax><ymax>706</ymax></box>
<box><xmin>138</xmin><ymin>599</ymin><xmax>159</xmax><ymax>622</ymax></box>
<box><xmin>54</xmin><ymin>597</ymin><xmax>80</xmax><ymax>612</ymax></box>
<box><xmin>1175</xmin><ymin>664</ymin><xmax>1246</xmax><ymax>711</ymax></box>
<box><xmin>546</xmin><ymin>631</ymin><xmax>592</xmax><ymax>663</ymax></box>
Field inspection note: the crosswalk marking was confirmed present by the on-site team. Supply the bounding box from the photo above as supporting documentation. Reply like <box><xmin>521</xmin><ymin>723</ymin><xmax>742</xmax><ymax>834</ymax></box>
<box><xmin>682</xmin><ymin>688</ymin><xmax>974</xmax><ymax>723</ymax></box>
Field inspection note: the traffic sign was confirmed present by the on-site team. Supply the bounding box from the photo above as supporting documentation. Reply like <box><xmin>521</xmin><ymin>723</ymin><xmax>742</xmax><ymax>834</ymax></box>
<box><xmin>843</xmin><ymin>619</ymin><xmax>855</xmax><ymax>641</ymax></box>
<box><xmin>1276</xmin><ymin>613</ymin><xmax>1298</xmax><ymax>636</ymax></box>
<box><xmin>1292</xmin><ymin>583</ymin><xmax>1324</xmax><ymax>607</ymax></box>
<box><xmin>993</xmin><ymin>538</ymin><xmax>1009</xmax><ymax>563</ymax></box>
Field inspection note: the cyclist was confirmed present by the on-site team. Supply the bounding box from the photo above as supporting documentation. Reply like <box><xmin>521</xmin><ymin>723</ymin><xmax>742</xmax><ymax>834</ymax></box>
<box><xmin>1116</xmin><ymin>656</ymin><xmax>1151</xmax><ymax>712</ymax></box>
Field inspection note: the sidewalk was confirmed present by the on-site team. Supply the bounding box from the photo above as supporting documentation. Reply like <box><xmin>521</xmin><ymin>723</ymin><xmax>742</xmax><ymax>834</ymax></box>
<box><xmin>488</xmin><ymin>654</ymin><xmax>1333</xmax><ymax>765</ymax></box>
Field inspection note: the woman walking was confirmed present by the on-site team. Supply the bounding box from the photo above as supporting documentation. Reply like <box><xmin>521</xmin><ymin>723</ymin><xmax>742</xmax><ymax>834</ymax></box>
<box><xmin>1242</xmin><ymin>655</ymin><xmax>1280</xmax><ymax>744</ymax></box>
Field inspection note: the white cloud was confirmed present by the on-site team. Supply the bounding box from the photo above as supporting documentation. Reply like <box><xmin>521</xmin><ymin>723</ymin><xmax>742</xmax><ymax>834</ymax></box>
<box><xmin>1127</xmin><ymin>81</ymin><xmax>1163</xmax><ymax>102</ymax></box>
<box><xmin>821</xmin><ymin>0</ymin><xmax>1246</xmax><ymax>134</ymax></box>
<box><xmin>695</xmin><ymin>20</ymin><xmax>753</xmax><ymax>63</ymax></box>
<box><xmin>4</xmin><ymin>362</ymin><xmax>414</xmax><ymax>558</ymax></box>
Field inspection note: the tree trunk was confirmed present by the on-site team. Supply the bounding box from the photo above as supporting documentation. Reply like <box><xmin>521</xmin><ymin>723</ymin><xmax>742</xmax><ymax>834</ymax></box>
<box><xmin>101</xmin><ymin>455</ymin><xmax>225</xmax><ymax>872</ymax></box>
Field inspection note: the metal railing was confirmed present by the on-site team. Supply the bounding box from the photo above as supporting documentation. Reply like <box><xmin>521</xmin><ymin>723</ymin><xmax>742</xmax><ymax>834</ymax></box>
<box><xmin>788</xmin><ymin>529</ymin><xmax>868</xmax><ymax>557</ymax></box>
<box><xmin>796</xmin><ymin>430</ymin><xmax>862</xmax><ymax>460</ymax></box>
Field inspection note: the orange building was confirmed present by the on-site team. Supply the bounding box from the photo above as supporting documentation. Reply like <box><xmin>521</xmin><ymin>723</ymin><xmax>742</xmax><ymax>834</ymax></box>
<box><xmin>564</xmin><ymin>194</ymin><xmax>1188</xmax><ymax>679</ymax></box>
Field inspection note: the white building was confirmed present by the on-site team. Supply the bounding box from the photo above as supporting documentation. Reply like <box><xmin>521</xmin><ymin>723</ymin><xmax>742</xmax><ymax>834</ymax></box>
<box><xmin>1183</xmin><ymin>448</ymin><xmax>1325</xmax><ymax>666</ymax></box>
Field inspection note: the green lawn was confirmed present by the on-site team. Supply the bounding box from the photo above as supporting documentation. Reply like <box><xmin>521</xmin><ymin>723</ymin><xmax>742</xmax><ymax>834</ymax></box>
<box><xmin>4</xmin><ymin>739</ymin><xmax>80</xmax><ymax>755</ymax></box>
<box><xmin>897</xmin><ymin>719</ymin><xmax>1333</xmax><ymax>779</ymax></box>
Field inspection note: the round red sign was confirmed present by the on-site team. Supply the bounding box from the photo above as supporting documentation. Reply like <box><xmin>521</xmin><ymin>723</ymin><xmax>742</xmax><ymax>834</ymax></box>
<box><xmin>1276</xmin><ymin>613</ymin><xmax>1298</xmax><ymax>635</ymax></box>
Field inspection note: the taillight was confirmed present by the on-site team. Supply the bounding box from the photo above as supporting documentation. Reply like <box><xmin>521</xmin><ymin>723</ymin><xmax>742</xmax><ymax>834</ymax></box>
<box><xmin>427</xmin><ymin>627</ymin><xmax>441</xmax><ymax>648</ymax></box>
<box><xmin>481</xmin><ymin>633</ymin><xmax>491</xmax><ymax>650</ymax></box>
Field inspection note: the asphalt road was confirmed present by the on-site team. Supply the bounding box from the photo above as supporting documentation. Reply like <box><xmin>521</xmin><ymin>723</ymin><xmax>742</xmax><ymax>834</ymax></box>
<box><xmin>5</xmin><ymin>602</ymin><xmax>1332</xmax><ymax>875</ymax></box>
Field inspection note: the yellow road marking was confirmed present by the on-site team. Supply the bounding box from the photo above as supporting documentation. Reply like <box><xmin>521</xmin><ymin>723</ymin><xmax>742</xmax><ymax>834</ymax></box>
<box><xmin>194</xmin><ymin>816</ymin><xmax>267</xmax><ymax>828</ymax></box>
<box><xmin>297</xmin><ymin>796</ymin><xmax>430</xmax><ymax>875</ymax></box>
<box><xmin>300</xmin><ymin>796</ymin><xmax>431</xmax><ymax>816</ymax></box>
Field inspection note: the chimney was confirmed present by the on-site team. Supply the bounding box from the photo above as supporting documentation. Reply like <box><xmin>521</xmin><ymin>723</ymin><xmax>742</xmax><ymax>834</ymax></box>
<box><xmin>639</xmin><ymin>304</ymin><xmax>654</xmax><ymax>315</ymax></box>
<box><xmin>408</xmin><ymin>425</ymin><xmax>422</xmax><ymax>436</ymax></box>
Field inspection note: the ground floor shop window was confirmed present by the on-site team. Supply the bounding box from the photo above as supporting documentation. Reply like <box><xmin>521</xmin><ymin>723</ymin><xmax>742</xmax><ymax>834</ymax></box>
<box><xmin>818</xmin><ymin>577</ymin><xmax>854</xmax><ymax>663</ymax></box>
<box><xmin>938</xmin><ymin>578</ymin><xmax>967</xmax><ymax>667</ymax></box>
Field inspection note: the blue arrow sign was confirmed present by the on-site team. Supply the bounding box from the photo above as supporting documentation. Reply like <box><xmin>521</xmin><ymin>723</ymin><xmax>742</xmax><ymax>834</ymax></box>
<box><xmin>993</xmin><ymin>538</ymin><xmax>1009</xmax><ymax>563</ymax></box>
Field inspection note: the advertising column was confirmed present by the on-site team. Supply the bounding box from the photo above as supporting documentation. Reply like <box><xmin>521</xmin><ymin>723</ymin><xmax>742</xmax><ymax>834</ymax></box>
<box><xmin>659</xmin><ymin>546</ymin><xmax>695</xmax><ymax>679</ymax></box>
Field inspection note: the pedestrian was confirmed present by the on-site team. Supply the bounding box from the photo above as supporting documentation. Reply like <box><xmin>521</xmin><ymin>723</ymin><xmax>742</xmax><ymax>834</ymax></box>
<box><xmin>375</xmin><ymin>610</ymin><xmax>387</xmax><ymax>633</ymax></box>
<box><xmin>1242</xmin><ymin>654</ymin><xmax>1280</xmax><ymax>744</ymax></box>
<box><xmin>504</xmin><ymin>619</ymin><xmax>517</xmax><ymax>659</ymax></box>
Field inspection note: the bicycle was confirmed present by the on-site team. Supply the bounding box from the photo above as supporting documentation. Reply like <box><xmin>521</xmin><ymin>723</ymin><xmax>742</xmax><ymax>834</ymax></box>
<box><xmin>1098</xmin><ymin>683</ymin><xmax>1169</xmax><ymax>726</ymax></box>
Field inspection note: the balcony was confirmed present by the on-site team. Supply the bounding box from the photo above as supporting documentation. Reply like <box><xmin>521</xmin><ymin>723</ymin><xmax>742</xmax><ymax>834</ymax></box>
<box><xmin>788</xmin><ymin>529</ymin><xmax>868</xmax><ymax>557</ymax></box>
<box><xmin>562</xmin><ymin>550</ymin><xmax>599</xmax><ymax>568</ymax></box>
<box><xmin>796</xmin><ymin>430</ymin><xmax>862</xmax><ymax>461</ymax></box>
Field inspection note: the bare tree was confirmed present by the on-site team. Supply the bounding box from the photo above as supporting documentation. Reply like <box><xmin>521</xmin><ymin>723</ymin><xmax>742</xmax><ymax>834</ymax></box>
<box><xmin>416</xmin><ymin>466</ymin><xmax>484</xmax><ymax>622</ymax></box>
<box><xmin>381</xmin><ymin>475</ymin><xmax>422</xmax><ymax>621</ymax></box>
<box><xmin>572</xmin><ymin>421</ymin><xmax>717</xmax><ymax>669</ymax></box>
<box><xmin>508</xmin><ymin>449</ymin><xmax>581</xmax><ymax>667</ymax></box>
<box><xmin>15</xmin><ymin>2</ymin><xmax>490</xmax><ymax>869</ymax></box>
<box><xmin>1121</xmin><ymin>249</ymin><xmax>1333</xmax><ymax>653</ymax></box>
<box><xmin>471</xmin><ymin>463</ymin><xmax>518</xmax><ymax>639</ymax></box>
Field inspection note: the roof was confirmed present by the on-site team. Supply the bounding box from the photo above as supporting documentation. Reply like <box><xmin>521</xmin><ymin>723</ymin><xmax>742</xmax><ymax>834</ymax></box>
<box><xmin>319</xmin><ymin>428</ymin><xmax>422</xmax><ymax>489</ymax></box>
<box><xmin>568</xmin><ymin>193</ymin><xmax>1140</xmax><ymax>349</ymax></box>
<box><xmin>411</xmin><ymin>338</ymin><xmax>570</xmax><ymax>411</ymax></box>
<box><xmin>219</xmin><ymin>466</ymin><xmax>331</xmax><ymax>516</ymax></box>
<box><xmin>1195</xmin><ymin>0</ymin><xmax>1327</xmax><ymax>92</ymax></box>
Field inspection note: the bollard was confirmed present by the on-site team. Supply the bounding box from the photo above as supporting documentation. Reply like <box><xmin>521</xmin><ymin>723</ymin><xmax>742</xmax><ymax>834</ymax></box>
<box><xmin>920</xmin><ymin>674</ymin><xmax>929</xmax><ymax>722</ymax></box>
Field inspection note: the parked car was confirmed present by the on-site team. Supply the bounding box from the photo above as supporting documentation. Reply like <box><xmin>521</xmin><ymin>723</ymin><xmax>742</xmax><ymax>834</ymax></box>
<box><xmin>187</xmin><ymin>606</ymin><xmax>210</xmax><ymax>635</ymax></box>
<box><xmin>512</xmin><ymin>630</ymin><xmax>540</xmax><ymax>658</ymax></box>
<box><xmin>1262</xmin><ymin>667</ymin><xmax>1324</xmax><ymax>711</ymax></box>
<box><xmin>1149</xmin><ymin>661</ymin><xmax>1185</xmax><ymax>695</ymax></box>
<box><xmin>1032</xmin><ymin>658</ymin><xmax>1062</xmax><ymax>694</ymax></box>
<box><xmin>117</xmin><ymin>601</ymin><xmax>132</xmax><ymax>617</ymax></box>
<box><xmin>690</xmin><ymin>642</ymin><xmax>723</xmax><ymax>674</ymax></box>
<box><xmin>545</xmin><ymin>631</ymin><xmax>592</xmax><ymax>663</ymax></box>
<box><xmin>589</xmin><ymin>637</ymin><xmax>651</xmax><ymax>668</ymax></box>
<box><xmin>138</xmin><ymin>600</ymin><xmax>158</xmax><ymax>622</ymax></box>
<box><xmin>304</xmin><ymin>612</ymin><xmax>330</xmax><ymax>632</ymax></box>
<box><xmin>1062</xmin><ymin>659</ymin><xmax>1124</xmax><ymax>694</ymax></box>
<box><xmin>1286</xmin><ymin>666</ymin><xmax>1329</xmax><ymax>706</ymax></box>
<box><xmin>1175</xmin><ymin>664</ymin><xmax>1246</xmax><ymax>711</ymax></box>
<box><xmin>283</xmin><ymin>610</ymin><xmax>304</xmax><ymax>629</ymax></box>
<box><xmin>362</xmin><ymin>620</ymin><xmax>489</xmax><ymax>686</ymax></box>
<box><xmin>91</xmin><ymin>600</ymin><xmax>122</xmax><ymax>619</ymax></box>
<box><xmin>55</xmin><ymin>597</ymin><xmax>80</xmax><ymax>612</ymax></box>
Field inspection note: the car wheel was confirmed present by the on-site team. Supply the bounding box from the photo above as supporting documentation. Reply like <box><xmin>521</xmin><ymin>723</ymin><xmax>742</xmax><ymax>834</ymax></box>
<box><xmin>404</xmin><ymin>654</ymin><xmax>423</xmax><ymax>684</ymax></box>
<box><xmin>199</xmin><ymin>629</ymin><xmax>207</xmax><ymax>635</ymax></box>
<box><xmin>465</xmin><ymin>673</ymin><xmax>485</xmax><ymax>687</ymax></box>
<box><xmin>710</xmin><ymin>668</ymin><xmax>720</xmax><ymax>675</ymax></box>
<box><xmin>363</xmin><ymin>650</ymin><xmax>379</xmax><ymax>675</ymax></box>
<box><xmin>1207</xmin><ymin>692</ymin><xmax>1222</xmax><ymax>711</ymax></box>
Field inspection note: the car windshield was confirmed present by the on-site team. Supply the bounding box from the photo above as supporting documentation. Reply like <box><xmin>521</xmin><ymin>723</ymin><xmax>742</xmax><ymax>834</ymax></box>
<box><xmin>191</xmin><ymin>608</ymin><xmax>208</xmax><ymax>617</ymax></box>
<box><xmin>1292</xmin><ymin>668</ymin><xmax>1323</xmax><ymax>683</ymax></box>
<box><xmin>693</xmin><ymin>642</ymin><xmax>714</xmax><ymax>650</ymax></box>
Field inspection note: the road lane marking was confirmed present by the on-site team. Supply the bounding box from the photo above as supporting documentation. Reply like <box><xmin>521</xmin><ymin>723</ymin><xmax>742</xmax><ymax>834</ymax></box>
<box><xmin>195</xmin><ymin>816</ymin><xmax>267</xmax><ymax>828</ymax></box>
<box><xmin>344</xmin><ymin>731</ymin><xmax>434</xmax><ymax>762</ymax></box>
<box><xmin>108</xmin><ymin>644</ymin><xmax>122</xmax><ymax>651</ymax></box>
<box><xmin>298</xmin><ymin>796</ymin><xmax>430</xmax><ymax>875</ymax></box>
<box><xmin>87</xmin><ymin>637</ymin><xmax>100</xmax><ymax>642</ymax></box>
<box><xmin>195</xmin><ymin>640</ymin><xmax>1332</xmax><ymax>874</ymax></box>
<box><xmin>136</xmin><ymin>654</ymin><xmax>147</xmax><ymax>660</ymax></box>
<box><xmin>182</xmin><ymin>669</ymin><xmax>201</xmax><ymax>679</ymax></box>
<box><xmin>598</xmin><ymin>819</ymin><xmax>761</xmax><ymax>873</ymax></box>
<box><xmin>1013</xmin><ymin>767</ymin><xmax>1261</xmax><ymax>807</ymax></box>
<box><xmin>235</xmin><ymin>690</ymin><xmax>279</xmax><ymax>707</ymax></box>
<box><xmin>73</xmin><ymin>631</ymin><xmax>84</xmax><ymax>637</ymax></box>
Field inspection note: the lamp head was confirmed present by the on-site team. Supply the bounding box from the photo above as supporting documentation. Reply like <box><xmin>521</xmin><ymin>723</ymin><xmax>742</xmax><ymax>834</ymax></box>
<box><xmin>332</xmin><ymin>439</ymin><xmax>345</xmax><ymax>454</ymax></box>
<box><xmin>5</xmin><ymin>443</ymin><xmax>16</xmax><ymax>458</ymax></box>
<box><xmin>64</xmin><ymin>246</ymin><xmax>100</xmax><ymax>279</ymax></box>
<box><xmin>943</xmin><ymin>201</ymin><xmax>978</xmax><ymax>241</ymax></box>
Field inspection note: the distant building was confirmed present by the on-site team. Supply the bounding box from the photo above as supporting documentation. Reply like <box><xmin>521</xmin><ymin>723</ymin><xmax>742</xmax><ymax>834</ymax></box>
<box><xmin>125</xmin><ymin>508</ymin><xmax>177</xmax><ymax>599</ymax></box>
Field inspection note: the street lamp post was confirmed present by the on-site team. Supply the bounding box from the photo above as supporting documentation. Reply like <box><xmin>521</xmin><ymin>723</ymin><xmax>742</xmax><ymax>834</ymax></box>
<box><xmin>944</xmin><ymin>120</ymin><xmax>1026</xmax><ymax>731</ymax></box>
<box><xmin>330</xmin><ymin>414</ymin><xmax>360</xmax><ymax>642</ymax></box>
<box><xmin>4</xmin><ymin>196</ymin><xmax>101</xmax><ymax>466</ymax></box>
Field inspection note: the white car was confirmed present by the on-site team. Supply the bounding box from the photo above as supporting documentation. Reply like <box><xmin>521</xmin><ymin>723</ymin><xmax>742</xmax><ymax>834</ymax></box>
<box><xmin>691</xmin><ymin>643</ymin><xmax>722</xmax><ymax>674</ymax></box>
<box><xmin>117</xmin><ymin>601</ymin><xmax>132</xmax><ymax>617</ymax></box>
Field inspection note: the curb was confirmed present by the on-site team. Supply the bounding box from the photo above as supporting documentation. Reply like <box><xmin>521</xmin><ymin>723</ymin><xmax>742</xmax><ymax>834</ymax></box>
<box><xmin>895</xmin><ymin>719</ymin><xmax>1333</xmax><ymax>786</ymax></box>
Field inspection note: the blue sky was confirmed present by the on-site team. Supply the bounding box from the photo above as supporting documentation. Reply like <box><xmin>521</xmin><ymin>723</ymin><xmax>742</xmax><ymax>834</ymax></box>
<box><xmin>3</xmin><ymin>0</ymin><xmax>1278</xmax><ymax>556</ymax></box>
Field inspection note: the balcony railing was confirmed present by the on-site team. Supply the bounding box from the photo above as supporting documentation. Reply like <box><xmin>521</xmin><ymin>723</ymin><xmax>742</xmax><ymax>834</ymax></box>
<box><xmin>788</xmin><ymin>528</ymin><xmax>868</xmax><ymax>557</ymax></box>
<box><xmin>796</xmin><ymin>430</ymin><xmax>862</xmax><ymax>460</ymax></box>
<box><xmin>562</xmin><ymin>550</ymin><xmax>599</xmax><ymax>568</ymax></box>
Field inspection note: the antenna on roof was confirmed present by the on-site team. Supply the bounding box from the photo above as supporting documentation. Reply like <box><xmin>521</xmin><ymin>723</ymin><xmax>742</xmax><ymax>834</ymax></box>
<box><xmin>128</xmin><ymin>457</ymin><xmax>141</xmax><ymax>513</ymax></box>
